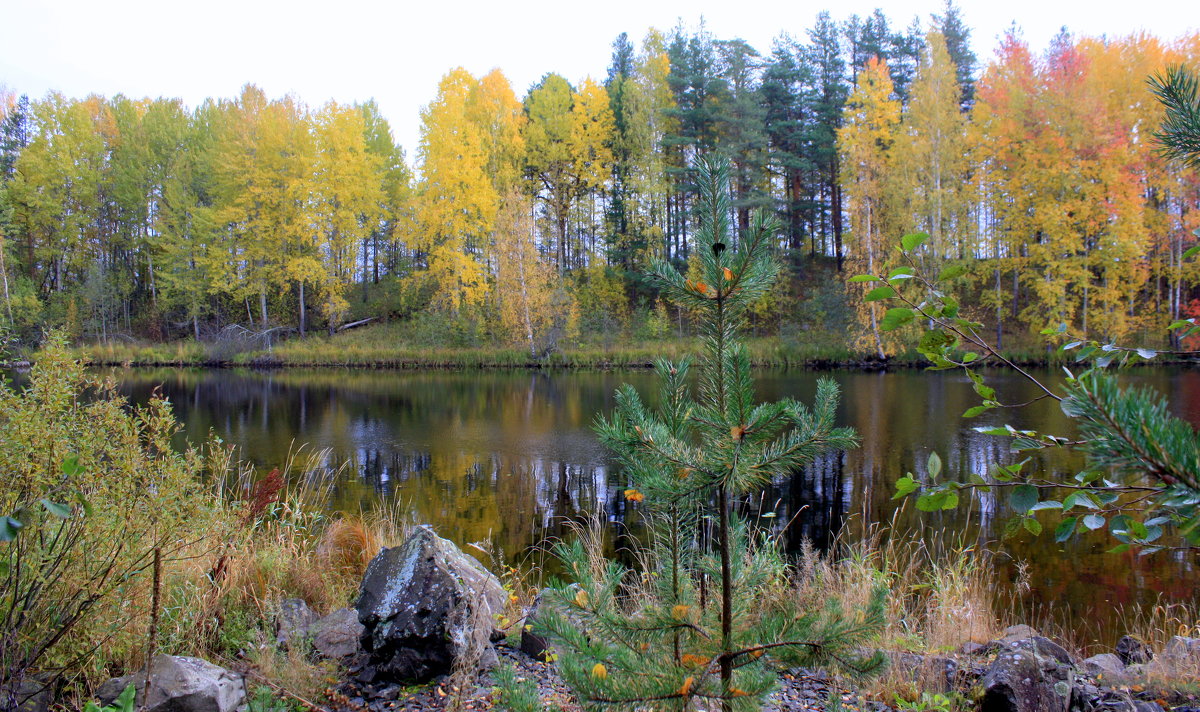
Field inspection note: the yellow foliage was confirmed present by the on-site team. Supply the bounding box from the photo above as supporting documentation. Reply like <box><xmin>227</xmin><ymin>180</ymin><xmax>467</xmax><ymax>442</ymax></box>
<box><xmin>426</xmin><ymin>244</ymin><xmax>489</xmax><ymax>312</ymax></box>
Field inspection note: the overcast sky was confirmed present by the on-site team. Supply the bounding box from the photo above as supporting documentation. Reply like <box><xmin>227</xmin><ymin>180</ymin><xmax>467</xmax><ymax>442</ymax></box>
<box><xmin>1</xmin><ymin>0</ymin><xmax>1196</xmax><ymax>158</ymax></box>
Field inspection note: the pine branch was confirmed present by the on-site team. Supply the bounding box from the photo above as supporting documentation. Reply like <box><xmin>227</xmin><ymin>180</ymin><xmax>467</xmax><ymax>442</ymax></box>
<box><xmin>1149</xmin><ymin>65</ymin><xmax>1200</xmax><ymax>169</ymax></box>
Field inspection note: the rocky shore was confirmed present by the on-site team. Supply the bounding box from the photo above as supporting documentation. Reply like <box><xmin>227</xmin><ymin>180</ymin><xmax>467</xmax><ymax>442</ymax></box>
<box><xmin>79</xmin><ymin>526</ymin><xmax>1200</xmax><ymax>712</ymax></box>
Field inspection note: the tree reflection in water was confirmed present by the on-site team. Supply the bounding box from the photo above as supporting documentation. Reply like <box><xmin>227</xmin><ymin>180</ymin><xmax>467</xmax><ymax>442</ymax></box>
<box><xmin>94</xmin><ymin>365</ymin><xmax>1199</xmax><ymax>645</ymax></box>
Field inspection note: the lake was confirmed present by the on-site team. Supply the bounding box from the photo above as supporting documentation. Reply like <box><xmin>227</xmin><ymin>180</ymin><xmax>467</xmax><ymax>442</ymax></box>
<box><xmin>101</xmin><ymin>365</ymin><xmax>1199</xmax><ymax>645</ymax></box>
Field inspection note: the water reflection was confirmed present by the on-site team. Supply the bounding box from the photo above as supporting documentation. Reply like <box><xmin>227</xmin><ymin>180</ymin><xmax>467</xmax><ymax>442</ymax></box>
<box><xmin>100</xmin><ymin>365</ymin><xmax>1199</xmax><ymax>643</ymax></box>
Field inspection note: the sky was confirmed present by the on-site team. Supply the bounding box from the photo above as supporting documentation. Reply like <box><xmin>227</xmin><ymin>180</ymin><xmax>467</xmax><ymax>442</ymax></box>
<box><xmin>1</xmin><ymin>0</ymin><xmax>1197</xmax><ymax>157</ymax></box>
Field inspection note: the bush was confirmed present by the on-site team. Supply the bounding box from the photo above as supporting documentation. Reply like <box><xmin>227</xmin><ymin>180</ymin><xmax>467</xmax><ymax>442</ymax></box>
<box><xmin>0</xmin><ymin>333</ymin><xmax>233</xmax><ymax>705</ymax></box>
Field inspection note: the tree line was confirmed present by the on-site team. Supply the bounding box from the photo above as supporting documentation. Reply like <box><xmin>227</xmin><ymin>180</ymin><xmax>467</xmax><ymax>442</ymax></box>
<box><xmin>0</xmin><ymin>3</ymin><xmax>1197</xmax><ymax>355</ymax></box>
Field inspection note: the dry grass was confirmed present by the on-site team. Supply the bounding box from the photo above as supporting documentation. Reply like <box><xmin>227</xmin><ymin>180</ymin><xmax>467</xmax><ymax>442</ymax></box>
<box><xmin>794</xmin><ymin>524</ymin><xmax>1005</xmax><ymax>655</ymax></box>
<box><xmin>1115</xmin><ymin>600</ymin><xmax>1200</xmax><ymax>692</ymax></box>
<box><xmin>789</xmin><ymin>516</ymin><xmax>1007</xmax><ymax>707</ymax></box>
<box><xmin>130</xmin><ymin>445</ymin><xmax>414</xmax><ymax>707</ymax></box>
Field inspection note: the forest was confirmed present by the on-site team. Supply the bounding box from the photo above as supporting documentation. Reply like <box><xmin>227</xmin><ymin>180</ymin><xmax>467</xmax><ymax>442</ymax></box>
<box><xmin>0</xmin><ymin>3</ymin><xmax>1198</xmax><ymax>359</ymax></box>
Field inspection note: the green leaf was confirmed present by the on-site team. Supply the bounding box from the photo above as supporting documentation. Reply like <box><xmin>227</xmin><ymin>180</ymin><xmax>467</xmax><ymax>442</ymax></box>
<box><xmin>901</xmin><ymin>232</ymin><xmax>930</xmax><ymax>252</ymax></box>
<box><xmin>1083</xmin><ymin>514</ymin><xmax>1106</xmax><ymax>530</ymax></box>
<box><xmin>1030</xmin><ymin>500</ymin><xmax>1063</xmax><ymax>511</ymax></box>
<box><xmin>0</xmin><ymin>515</ymin><xmax>23</xmax><ymax>542</ymax></box>
<box><xmin>1010</xmin><ymin>484</ymin><xmax>1038</xmax><ymax>513</ymax></box>
<box><xmin>937</xmin><ymin>264</ymin><xmax>966</xmax><ymax>281</ymax></box>
<box><xmin>962</xmin><ymin>352</ymin><xmax>979</xmax><ymax>363</ymax></box>
<box><xmin>1107</xmin><ymin>544</ymin><xmax>1130</xmax><ymax>554</ymax></box>
<box><xmin>977</xmin><ymin>426</ymin><xmax>1012</xmax><ymax>437</ymax></box>
<box><xmin>1023</xmin><ymin>517</ymin><xmax>1043</xmax><ymax>536</ymax></box>
<box><xmin>963</xmin><ymin>406</ymin><xmax>988</xmax><ymax>418</ymax></box>
<box><xmin>1110</xmin><ymin>514</ymin><xmax>1134</xmax><ymax>542</ymax></box>
<box><xmin>1065</xmin><ymin>492</ymin><xmax>1099</xmax><ymax>509</ymax></box>
<box><xmin>114</xmin><ymin>683</ymin><xmax>138</xmax><ymax>711</ymax></box>
<box><xmin>880</xmin><ymin>308</ymin><xmax>915</xmax><ymax>331</ymax></box>
<box><xmin>76</xmin><ymin>491</ymin><xmax>94</xmax><ymax>517</ymax></box>
<box><xmin>940</xmin><ymin>296</ymin><xmax>960</xmax><ymax>318</ymax></box>
<box><xmin>1054</xmin><ymin>517</ymin><xmax>1078</xmax><ymax>543</ymax></box>
<box><xmin>864</xmin><ymin>285</ymin><xmax>897</xmax><ymax>301</ymax></box>
<box><xmin>927</xmin><ymin>452</ymin><xmax>943</xmax><ymax>479</ymax></box>
<box><xmin>40</xmin><ymin>499</ymin><xmax>71</xmax><ymax>519</ymax></box>
<box><xmin>916</xmin><ymin>489</ymin><xmax>953</xmax><ymax>512</ymax></box>
<box><xmin>893</xmin><ymin>475</ymin><xmax>919</xmax><ymax>499</ymax></box>
<box><xmin>968</xmin><ymin>472</ymin><xmax>991</xmax><ymax>493</ymax></box>
<box><xmin>62</xmin><ymin>454</ymin><xmax>83</xmax><ymax>477</ymax></box>
<box><xmin>1183</xmin><ymin>244</ymin><xmax>1200</xmax><ymax>261</ymax></box>
<box><xmin>1136</xmin><ymin>348</ymin><xmax>1156</xmax><ymax>360</ymax></box>
<box><xmin>848</xmin><ymin>274</ymin><xmax>878</xmax><ymax>283</ymax></box>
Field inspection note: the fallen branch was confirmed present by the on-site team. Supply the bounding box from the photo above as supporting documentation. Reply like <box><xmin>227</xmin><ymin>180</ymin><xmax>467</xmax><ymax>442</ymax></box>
<box><xmin>335</xmin><ymin>317</ymin><xmax>376</xmax><ymax>333</ymax></box>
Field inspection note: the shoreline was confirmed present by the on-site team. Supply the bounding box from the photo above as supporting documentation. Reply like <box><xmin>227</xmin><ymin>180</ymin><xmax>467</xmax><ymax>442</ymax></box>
<box><xmin>31</xmin><ymin>353</ymin><xmax>1200</xmax><ymax>372</ymax></box>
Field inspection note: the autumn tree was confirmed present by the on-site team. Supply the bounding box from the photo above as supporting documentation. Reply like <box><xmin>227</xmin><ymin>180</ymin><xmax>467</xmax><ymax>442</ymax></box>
<box><xmin>311</xmin><ymin>101</ymin><xmax>384</xmax><ymax>331</ymax></box>
<box><xmin>210</xmin><ymin>86</ymin><xmax>315</xmax><ymax>326</ymax></box>
<box><xmin>607</xmin><ymin>30</ymin><xmax>675</xmax><ymax>276</ymax></box>
<box><xmin>524</xmin><ymin>74</ymin><xmax>613</xmax><ymax>271</ymax></box>
<box><xmin>838</xmin><ymin>57</ymin><xmax>901</xmax><ymax>357</ymax></box>
<box><xmin>493</xmin><ymin>191</ymin><xmax>560</xmax><ymax>356</ymax></box>
<box><xmin>359</xmin><ymin>100</ymin><xmax>414</xmax><ymax>300</ymax></box>
<box><xmin>891</xmin><ymin>31</ymin><xmax>972</xmax><ymax>275</ymax></box>
<box><xmin>156</xmin><ymin>100</ymin><xmax>219</xmax><ymax>340</ymax></box>
<box><xmin>417</xmin><ymin>69</ymin><xmax>494</xmax><ymax>312</ymax></box>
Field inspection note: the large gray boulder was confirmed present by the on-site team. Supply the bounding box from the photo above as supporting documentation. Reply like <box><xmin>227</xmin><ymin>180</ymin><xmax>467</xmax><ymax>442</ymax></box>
<box><xmin>96</xmin><ymin>655</ymin><xmax>244</xmax><ymax>712</ymax></box>
<box><xmin>356</xmin><ymin>525</ymin><xmax>506</xmax><ymax>683</ymax></box>
<box><xmin>312</xmin><ymin>607</ymin><xmax>364</xmax><ymax>661</ymax></box>
<box><xmin>980</xmin><ymin>647</ymin><xmax>1071</xmax><ymax>712</ymax></box>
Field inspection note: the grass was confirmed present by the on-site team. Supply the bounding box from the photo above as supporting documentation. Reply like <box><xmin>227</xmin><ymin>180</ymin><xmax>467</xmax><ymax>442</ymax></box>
<box><xmin>58</xmin><ymin>322</ymin><xmax>968</xmax><ymax>370</ymax></box>
<box><xmin>789</xmin><ymin>518</ymin><xmax>1006</xmax><ymax>708</ymax></box>
<box><xmin>57</xmin><ymin>319</ymin><xmax>1189</xmax><ymax>371</ymax></box>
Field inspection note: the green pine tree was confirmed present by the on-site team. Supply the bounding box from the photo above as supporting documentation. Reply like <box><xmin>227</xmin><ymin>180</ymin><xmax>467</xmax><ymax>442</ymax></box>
<box><xmin>536</xmin><ymin>154</ymin><xmax>884</xmax><ymax>712</ymax></box>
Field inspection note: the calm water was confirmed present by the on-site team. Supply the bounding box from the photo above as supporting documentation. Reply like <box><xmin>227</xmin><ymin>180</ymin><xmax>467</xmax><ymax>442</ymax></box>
<box><xmin>101</xmin><ymin>365</ymin><xmax>1199</xmax><ymax>643</ymax></box>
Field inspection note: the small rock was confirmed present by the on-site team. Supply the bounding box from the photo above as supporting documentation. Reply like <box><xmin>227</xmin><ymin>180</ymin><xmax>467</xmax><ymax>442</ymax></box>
<box><xmin>312</xmin><ymin>607</ymin><xmax>364</xmax><ymax>661</ymax></box>
<box><xmin>519</xmin><ymin>590</ymin><xmax>553</xmax><ymax>662</ymax></box>
<box><xmin>275</xmin><ymin>598</ymin><xmax>318</xmax><ymax>647</ymax></box>
<box><xmin>1115</xmin><ymin>635</ymin><xmax>1153</xmax><ymax>665</ymax></box>
<box><xmin>1004</xmin><ymin>635</ymin><xmax>1076</xmax><ymax>666</ymax></box>
<box><xmin>3</xmin><ymin>676</ymin><xmax>52</xmax><ymax>712</ymax></box>
<box><xmin>958</xmin><ymin>641</ymin><xmax>988</xmax><ymax>656</ymax></box>
<box><xmin>1081</xmin><ymin>653</ymin><xmax>1125</xmax><ymax>677</ymax></box>
<box><xmin>1000</xmin><ymin>624</ymin><xmax>1041</xmax><ymax>642</ymax></box>
<box><xmin>375</xmin><ymin>685</ymin><xmax>402</xmax><ymax>701</ymax></box>
<box><xmin>1162</xmin><ymin>635</ymin><xmax>1200</xmax><ymax>662</ymax></box>
<box><xmin>96</xmin><ymin>655</ymin><xmax>244</xmax><ymax>712</ymax></box>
